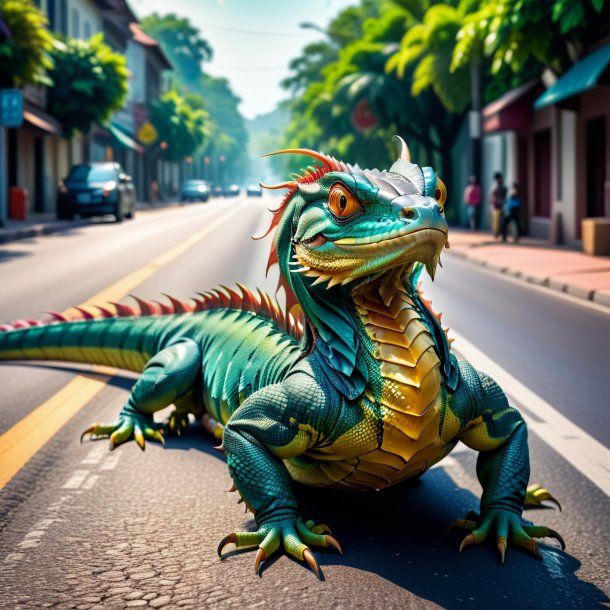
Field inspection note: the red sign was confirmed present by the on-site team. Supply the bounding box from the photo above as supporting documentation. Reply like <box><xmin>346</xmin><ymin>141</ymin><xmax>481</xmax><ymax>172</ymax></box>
<box><xmin>351</xmin><ymin>99</ymin><xmax>378</xmax><ymax>133</ymax></box>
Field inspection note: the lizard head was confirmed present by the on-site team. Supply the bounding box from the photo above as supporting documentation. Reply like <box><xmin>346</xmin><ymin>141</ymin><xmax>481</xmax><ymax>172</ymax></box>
<box><xmin>262</xmin><ymin>137</ymin><xmax>448</xmax><ymax>296</ymax></box>
<box><xmin>258</xmin><ymin>138</ymin><xmax>451</xmax><ymax>398</ymax></box>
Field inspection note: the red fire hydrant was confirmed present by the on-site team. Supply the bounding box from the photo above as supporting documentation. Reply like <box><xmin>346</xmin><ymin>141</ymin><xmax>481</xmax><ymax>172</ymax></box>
<box><xmin>9</xmin><ymin>187</ymin><xmax>28</xmax><ymax>221</ymax></box>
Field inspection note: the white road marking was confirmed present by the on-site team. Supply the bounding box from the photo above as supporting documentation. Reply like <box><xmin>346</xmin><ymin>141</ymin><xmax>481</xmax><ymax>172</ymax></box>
<box><xmin>81</xmin><ymin>474</ymin><xmax>99</xmax><ymax>490</ymax></box>
<box><xmin>451</xmin><ymin>330</ymin><xmax>610</xmax><ymax>497</ymax></box>
<box><xmin>100</xmin><ymin>453</ymin><xmax>121</xmax><ymax>471</ymax></box>
<box><xmin>5</xmin><ymin>497</ymin><xmax>71</xmax><ymax>563</ymax></box>
<box><xmin>61</xmin><ymin>469</ymin><xmax>90</xmax><ymax>490</ymax></box>
<box><xmin>81</xmin><ymin>444</ymin><xmax>106</xmax><ymax>465</ymax></box>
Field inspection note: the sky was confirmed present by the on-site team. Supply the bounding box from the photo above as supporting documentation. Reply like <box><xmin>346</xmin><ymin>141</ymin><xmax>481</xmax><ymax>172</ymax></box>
<box><xmin>131</xmin><ymin>0</ymin><xmax>356</xmax><ymax>120</ymax></box>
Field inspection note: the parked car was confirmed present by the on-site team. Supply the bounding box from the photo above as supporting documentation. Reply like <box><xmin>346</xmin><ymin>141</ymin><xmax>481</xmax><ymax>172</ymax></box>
<box><xmin>223</xmin><ymin>184</ymin><xmax>240</xmax><ymax>197</ymax></box>
<box><xmin>180</xmin><ymin>179</ymin><xmax>210</xmax><ymax>203</ymax></box>
<box><xmin>57</xmin><ymin>162</ymin><xmax>136</xmax><ymax>223</ymax></box>
<box><xmin>246</xmin><ymin>184</ymin><xmax>263</xmax><ymax>197</ymax></box>
<box><xmin>211</xmin><ymin>185</ymin><xmax>224</xmax><ymax>197</ymax></box>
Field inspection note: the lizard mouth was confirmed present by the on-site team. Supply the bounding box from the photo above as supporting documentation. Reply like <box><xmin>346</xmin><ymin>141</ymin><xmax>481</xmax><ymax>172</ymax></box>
<box><xmin>331</xmin><ymin>226</ymin><xmax>447</xmax><ymax>247</ymax></box>
<box><xmin>300</xmin><ymin>233</ymin><xmax>328</xmax><ymax>247</ymax></box>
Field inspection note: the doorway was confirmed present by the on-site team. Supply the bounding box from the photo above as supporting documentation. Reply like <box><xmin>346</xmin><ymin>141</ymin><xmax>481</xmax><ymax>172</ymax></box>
<box><xmin>585</xmin><ymin>115</ymin><xmax>606</xmax><ymax>217</ymax></box>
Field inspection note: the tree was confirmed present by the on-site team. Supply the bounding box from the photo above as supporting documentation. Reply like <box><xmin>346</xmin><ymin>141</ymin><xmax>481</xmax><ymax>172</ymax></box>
<box><xmin>140</xmin><ymin>13</ymin><xmax>212</xmax><ymax>85</ymax></box>
<box><xmin>0</xmin><ymin>0</ymin><xmax>54</xmax><ymax>88</ymax></box>
<box><xmin>46</xmin><ymin>34</ymin><xmax>128</xmax><ymax>136</ymax></box>
<box><xmin>451</xmin><ymin>0</ymin><xmax>610</xmax><ymax>77</ymax></box>
<box><xmin>151</xmin><ymin>90</ymin><xmax>210</xmax><ymax>162</ymax></box>
<box><xmin>141</xmin><ymin>14</ymin><xmax>249</xmax><ymax>181</ymax></box>
<box><xmin>386</xmin><ymin>1</ymin><xmax>471</xmax><ymax>113</ymax></box>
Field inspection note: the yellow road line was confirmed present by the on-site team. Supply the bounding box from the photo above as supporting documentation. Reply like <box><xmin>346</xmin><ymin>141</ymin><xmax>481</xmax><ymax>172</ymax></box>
<box><xmin>0</xmin><ymin>371</ymin><xmax>110</xmax><ymax>489</ymax></box>
<box><xmin>0</xmin><ymin>205</ymin><xmax>243</xmax><ymax>490</ymax></box>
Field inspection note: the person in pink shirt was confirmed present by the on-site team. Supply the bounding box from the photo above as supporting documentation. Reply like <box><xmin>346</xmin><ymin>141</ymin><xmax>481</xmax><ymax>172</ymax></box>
<box><xmin>463</xmin><ymin>175</ymin><xmax>481</xmax><ymax>231</ymax></box>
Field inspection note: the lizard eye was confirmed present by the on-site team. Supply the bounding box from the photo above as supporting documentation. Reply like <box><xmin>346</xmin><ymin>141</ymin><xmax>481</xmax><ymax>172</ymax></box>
<box><xmin>328</xmin><ymin>183</ymin><xmax>362</xmax><ymax>219</ymax></box>
<box><xmin>435</xmin><ymin>177</ymin><xmax>447</xmax><ymax>212</ymax></box>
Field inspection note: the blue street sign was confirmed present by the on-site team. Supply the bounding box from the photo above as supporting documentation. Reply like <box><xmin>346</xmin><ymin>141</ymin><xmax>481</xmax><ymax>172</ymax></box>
<box><xmin>0</xmin><ymin>89</ymin><xmax>23</xmax><ymax>128</ymax></box>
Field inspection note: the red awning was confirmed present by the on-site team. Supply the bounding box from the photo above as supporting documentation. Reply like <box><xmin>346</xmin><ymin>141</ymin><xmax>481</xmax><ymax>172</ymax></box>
<box><xmin>483</xmin><ymin>80</ymin><xmax>542</xmax><ymax>134</ymax></box>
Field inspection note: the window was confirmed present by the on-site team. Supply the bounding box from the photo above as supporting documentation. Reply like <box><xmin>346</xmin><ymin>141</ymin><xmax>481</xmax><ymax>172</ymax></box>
<box><xmin>60</xmin><ymin>0</ymin><xmax>68</xmax><ymax>35</ymax></box>
<box><xmin>83</xmin><ymin>21</ymin><xmax>91</xmax><ymax>38</ymax></box>
<box><xmin>47</xmin><ymin>0</ymin><xmax>56</xmax><ymax>31</ymax></box>
<box><xmin>72</xmin><ymin>7</ymin><xmax>80</xmax><ymax>38</ymax></box>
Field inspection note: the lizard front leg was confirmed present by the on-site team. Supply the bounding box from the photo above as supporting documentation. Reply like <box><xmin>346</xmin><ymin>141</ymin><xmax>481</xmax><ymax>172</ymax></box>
<box><xmin>218</xmin><ymin>375</ymin><xmax>342</xmax><ymax>577</ymax></box>
<box><xmin>449</xmin><ymin>362</ymin><xmax>564</xmax><ymax>563</ymax></box>
<box><xmin>81</xmin><ymin>338</ymin><xmax>201</xmax><ymax>449</ymax></box>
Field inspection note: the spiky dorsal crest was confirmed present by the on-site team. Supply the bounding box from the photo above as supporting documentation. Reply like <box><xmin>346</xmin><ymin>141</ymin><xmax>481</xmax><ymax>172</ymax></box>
<box><xmin>0</xmin><ymin>286</ymin><xmax>304</xmax><ymax>341</ymax></box>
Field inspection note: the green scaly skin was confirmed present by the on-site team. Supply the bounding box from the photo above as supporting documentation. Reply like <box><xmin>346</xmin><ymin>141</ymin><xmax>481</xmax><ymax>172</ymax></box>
<box><xmin>0</xmin><ymin>142</ymin><xmax>564</xmax><ymax>577</ymax></box>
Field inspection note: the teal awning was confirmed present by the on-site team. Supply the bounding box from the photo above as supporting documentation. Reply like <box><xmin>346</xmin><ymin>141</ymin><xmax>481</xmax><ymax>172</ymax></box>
<box><xmin>534</xmin><ymin>44</ymin><xmax>610</xmax><ymax>110</ymax></box>
<box><xmin>108</xmin><ymin>122</ymin><xmax>145</xmax><ymax>154</ymax></box>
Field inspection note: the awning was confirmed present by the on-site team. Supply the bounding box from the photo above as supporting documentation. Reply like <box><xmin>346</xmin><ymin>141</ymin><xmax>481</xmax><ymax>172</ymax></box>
<box><xmin>108</xmin><ymin>122</ymin><xmax>145</xmax><ymax>154</ymax></box>
<box><xmin>22</xmin><ymin>102</ymin><xmax>62</xmax><ymax>135</ymax></box>
<box><xmin>534</xmin><ymin>43</ymin><xmax>610</xmax><ymax>110</ymax></box>
<box><xmin>483</xmin><ymin>80</ymin><xmax>541</xmax><ymax>133</ymax></box>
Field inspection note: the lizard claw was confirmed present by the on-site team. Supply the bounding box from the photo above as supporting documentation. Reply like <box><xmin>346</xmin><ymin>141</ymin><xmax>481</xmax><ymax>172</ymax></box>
<box><xmin>451</xmin><ymin>507</ymin><xmax>564</xmax><ymax>563</ymax></box>
<box><xmin>459</xmin><ymin>533</ymin><xmax>477</xmax><ymax>554</ymax></box>
<box><xmin>497</xmin><ymin>536</ymin><xmax>507</xmax><ymax>564</ymax></box>
<box><xmin>254</xmin><ymin>548</ymin><xmax>266</xmax><ymax>575</ymax></box>
<box><xmin>525</xmin><ymin>484</ymin><xmax>562</xmax><ymax>511</ymax></box>
<box><xmin>325</xmin><ymin>535</ymin><xmax>343</xmax><ymax>555</ymax></box>
<box><xmin>217</xmin><ymin>533</ymin><xmax>237</xmax><ymax>558</ymax></box>
<box><xmin>218</xmin><ymin>517</ymin><xmax>336</xmax><ymax>577</ymax></box>
<box><xmin>303</xmin><ymin>548</ymin><xmax>320</xmax><ymax>579</ymax></box>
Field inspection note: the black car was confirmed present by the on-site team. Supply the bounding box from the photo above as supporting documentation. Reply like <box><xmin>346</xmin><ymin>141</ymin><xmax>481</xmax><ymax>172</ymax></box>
<box><xmin>246</xmin><ymin>184</ymin><xmax>263</xmax><ymax>197</ymax></box>
<box><xmin>57</xmin><ymin>162</ymin><xmax>136</xmax><ymax>222</ymax></box>
<box><xmin>180</xmin><ymin>180</ymin><xmax>210</xmax><ymax>203</ymax></box>
<box><xmin>223</xmin><ymin>184</ymin><xmax>240</xmax><ymax>197</ymax></box>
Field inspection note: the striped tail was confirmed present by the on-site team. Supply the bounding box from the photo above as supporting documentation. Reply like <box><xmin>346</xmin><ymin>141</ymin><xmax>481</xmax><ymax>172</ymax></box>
<box><xmin>0</xmin><ymin>285</ymin><xmax>304</xmax><ymax>373</ymax></box>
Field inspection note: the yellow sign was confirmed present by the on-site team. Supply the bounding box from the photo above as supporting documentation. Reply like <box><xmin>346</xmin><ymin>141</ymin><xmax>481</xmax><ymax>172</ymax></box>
<box><xmin>137</xmin><ymin>122</ymin><xmax>158</xmax><ymax>145</ymax></box>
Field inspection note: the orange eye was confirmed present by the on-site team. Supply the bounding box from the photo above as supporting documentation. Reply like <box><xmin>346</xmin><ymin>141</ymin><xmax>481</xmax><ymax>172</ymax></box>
<box><xmin>328</xmin><ymin>183</ymin><xmax>363</xmax><ymax>219</ymax></box>
<box><xmin>435</xmin><ymin>177</ymin><xmax>447</xmax><ymax>210</ymax></box>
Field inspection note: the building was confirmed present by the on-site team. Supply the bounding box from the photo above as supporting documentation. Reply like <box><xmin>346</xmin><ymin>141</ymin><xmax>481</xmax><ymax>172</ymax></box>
<box><xmin>456</xmin><ymin>39</ymin><xmax>610</xmax><ymax>248</ymax></box>
<box><xmin>2</xmin><ymin>0</ymin><xmax>171</xmax><ymax>222</ymax></box>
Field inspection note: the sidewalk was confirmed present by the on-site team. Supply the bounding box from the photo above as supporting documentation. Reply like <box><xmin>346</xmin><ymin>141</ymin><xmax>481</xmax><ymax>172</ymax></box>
<box><xmin>446</xmin><ymin>228</ymin><xmax>610</xmax><ymax>308</ymax></box>
<box><xmin>0</xmin><ymin>201</ymin><xmax>180</xmax><ymax>245</ymax></box>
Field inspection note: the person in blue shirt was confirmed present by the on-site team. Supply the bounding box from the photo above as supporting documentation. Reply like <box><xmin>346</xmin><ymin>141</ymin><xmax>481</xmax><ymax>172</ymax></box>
<box><xmin>502</xmin><ymin>182</ymin><xmax>522</xmax><ymax>242</ymax></box>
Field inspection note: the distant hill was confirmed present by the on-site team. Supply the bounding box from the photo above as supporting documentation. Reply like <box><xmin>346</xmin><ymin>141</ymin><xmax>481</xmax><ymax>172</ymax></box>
<box><xmin>246</xmin><ymin>104</ymin><xmax>290</xmax><ymax>184</ymax></box>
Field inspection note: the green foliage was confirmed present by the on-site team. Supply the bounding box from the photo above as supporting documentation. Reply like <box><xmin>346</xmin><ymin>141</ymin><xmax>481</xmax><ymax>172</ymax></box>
<box><xmin>0</xmin><ymin>0</ymin><xmax>54</xmax><ymax>88</ymax></box>
<box><xmin>151</xmin><ymin>89</ymin><xmax>210</xmax><ymax>162</ymax></box>
<box><xmin>387</xmin><ymin>1</ymin><xmax>471</xmax><ymax>113</ymax></box>
<box><xmin>141</xmin><ymin>14</ymin><xmax>248</xmax><ymax>181</ymax></box>
<box><xmin>46</xmin><ymin>34</ymin><xmax>128</xmax><ymax>136</ymax></box>
<box><xmin>141</xmin><ymin>13</ymin><xmax>212</xmax><ymax>85</ymax></box>
<box><xmin>452</xmin><ymin>0</ymin><xmax>610</xmax><ymax>76</ymax></box>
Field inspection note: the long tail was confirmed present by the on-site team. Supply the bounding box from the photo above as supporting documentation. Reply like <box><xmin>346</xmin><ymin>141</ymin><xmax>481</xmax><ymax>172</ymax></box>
<box><xmin>0</xmin><ymin>286</ymin><xmax>304</xmax><ymax>373</ymax></box>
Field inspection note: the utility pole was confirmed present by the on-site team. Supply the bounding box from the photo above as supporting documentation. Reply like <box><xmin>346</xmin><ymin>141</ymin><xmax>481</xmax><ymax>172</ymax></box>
<box><xmin>0</xmin><ymin>126</ymin><xmax>7</xmax><ymax>227</ymax></box>
<box><xmin>469</xmin><ymin>59</ymin><xmax>482</xmax><ymax>184</ymax></box>
<box><xmin>0</xmin><ymin>89</ymin><xmax>24</xmax><ymax>227</ymax></box>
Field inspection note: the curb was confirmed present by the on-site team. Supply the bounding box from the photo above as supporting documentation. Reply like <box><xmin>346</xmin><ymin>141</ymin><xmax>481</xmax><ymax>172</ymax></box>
<box><xmin>445</xmin><ymin>248</ymin><xmax>610</xmax><ymax>311</ymax></box>
<box><xmin>0</xmin><ymin>218</ymin><xmax>91</xmax><ymax>245</ymax></box>
<box><xmin>0</xmin><ymin>202</ymin><xmax>181</xmax><ymax>246</ymax></box>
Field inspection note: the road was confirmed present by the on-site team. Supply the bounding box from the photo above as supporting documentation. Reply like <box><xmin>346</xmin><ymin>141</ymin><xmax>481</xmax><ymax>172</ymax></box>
<box><xmin>0</xmin><ymin>198</ymin><xmax>608</xmax><ymax>609</ymax></box>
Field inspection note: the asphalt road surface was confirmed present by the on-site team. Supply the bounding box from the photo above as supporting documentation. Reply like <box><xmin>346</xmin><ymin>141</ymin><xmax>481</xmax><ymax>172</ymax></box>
<box><xmin>0</xmin><ymin>198</ymin><xmax>608</xmax><ymax>609</ymax></box>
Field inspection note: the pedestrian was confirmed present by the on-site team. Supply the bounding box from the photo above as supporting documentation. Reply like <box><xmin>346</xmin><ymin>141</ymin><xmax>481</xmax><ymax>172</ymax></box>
<box><xmin>489</xmin><ymin>172</ymin><xmax>507</xmax><ymax>239</ymax></box>
<box><xmin>463</xmin><ymin>175</ymin><xmax>481</xmax><ymax>231</ymax></box>
<box><xmin>150</xmin><ymin>180</ymin><xmax>159</xmax><ymax>206</ymax></box>
<box><xmin>502</xmin><ymin>182</ymin><xmax>522</xmax><ymax>242</ymax></box>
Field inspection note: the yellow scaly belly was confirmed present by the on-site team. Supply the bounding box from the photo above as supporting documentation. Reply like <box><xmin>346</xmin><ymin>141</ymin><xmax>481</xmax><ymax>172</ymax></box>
<box><xmin>285</xmin><ymin>282</ymin><xmax>458</xmax><ymax>491</ymax></box>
